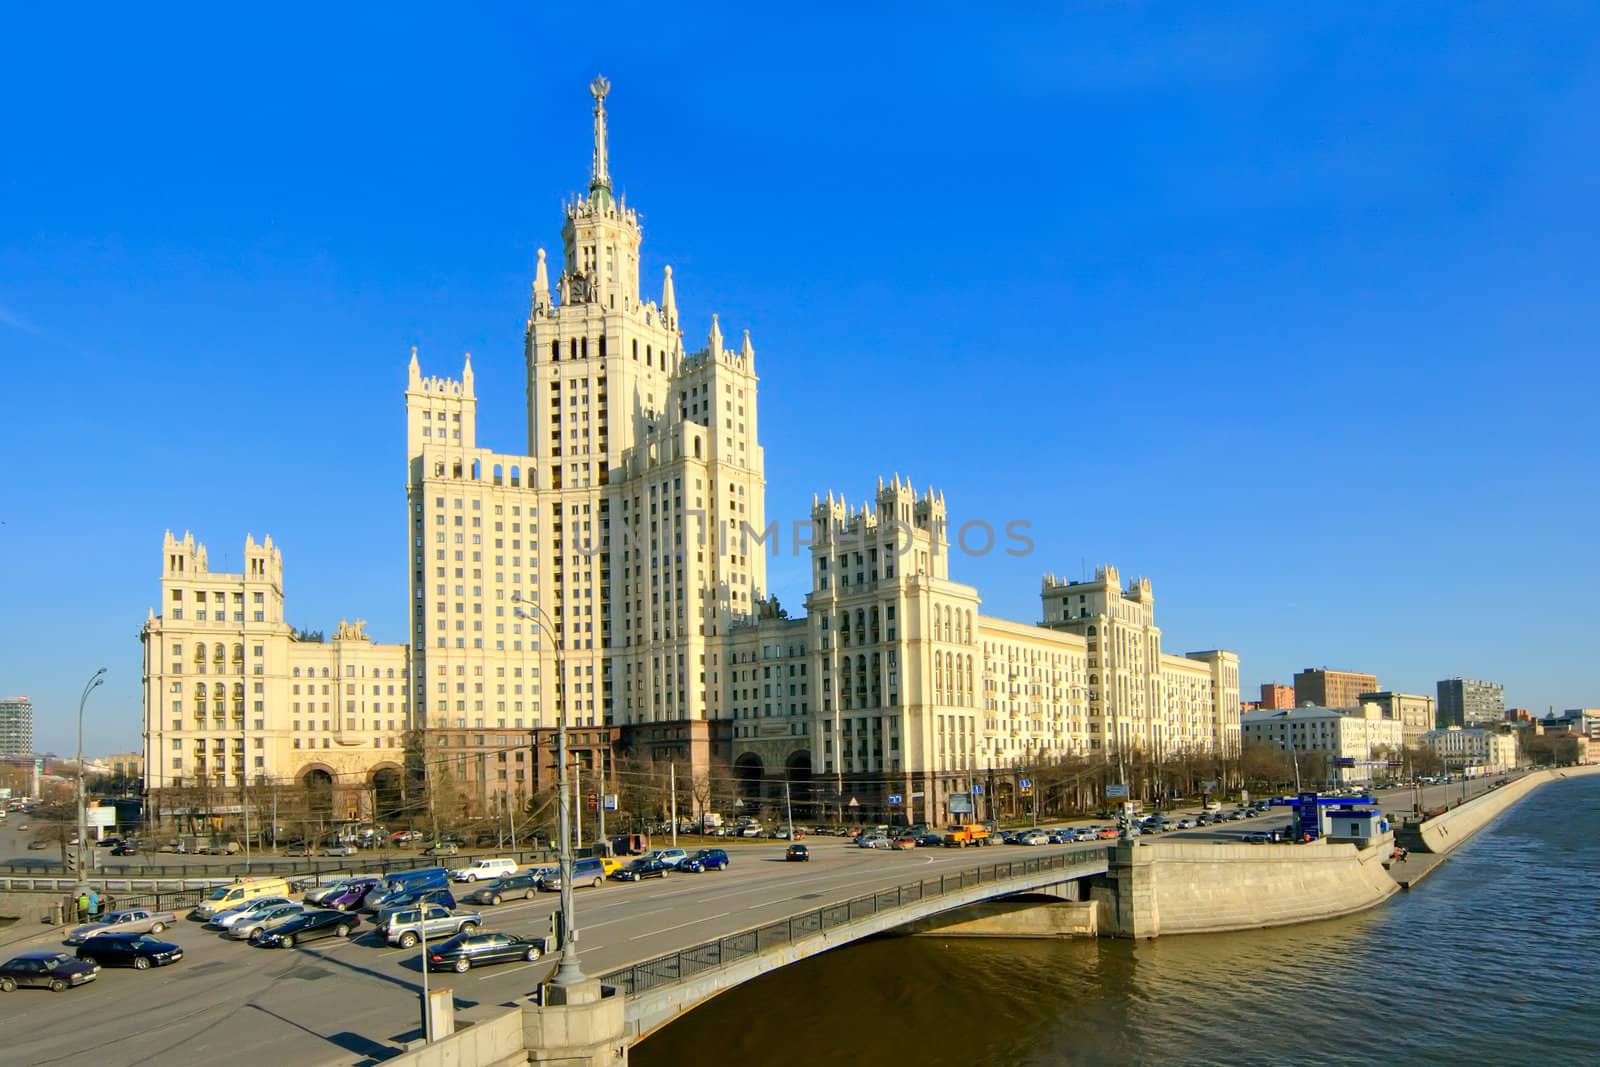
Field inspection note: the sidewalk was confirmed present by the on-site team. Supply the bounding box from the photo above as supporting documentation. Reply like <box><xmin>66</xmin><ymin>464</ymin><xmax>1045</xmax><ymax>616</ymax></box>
<box><xmin>1383</xmin><ymin>850</ymin><xmax>1445</xmax><ymax>890</ymax></box>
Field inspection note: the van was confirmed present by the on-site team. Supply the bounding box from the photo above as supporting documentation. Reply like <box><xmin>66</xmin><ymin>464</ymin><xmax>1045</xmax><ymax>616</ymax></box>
<box><xmin>537</xmin><ymin>857</ymin><xmax>606</xmax><ymax>891</ymax></box>
<box><xmin>191</xmin><ymin>877</ymin><xmax>292</xmax><ymax>919</ymax></box>
<box><xmin>450</xmin><ymin>857</ymin><xmax>518</xmax><ymax>883</ymax></box>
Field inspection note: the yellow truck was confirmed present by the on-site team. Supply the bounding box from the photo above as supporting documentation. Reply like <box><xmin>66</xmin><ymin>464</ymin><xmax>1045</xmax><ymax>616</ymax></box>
<box><xmin>942</xmin><ymin>823</ymin><xmax>992</xmax><ymax>848</ymax></box>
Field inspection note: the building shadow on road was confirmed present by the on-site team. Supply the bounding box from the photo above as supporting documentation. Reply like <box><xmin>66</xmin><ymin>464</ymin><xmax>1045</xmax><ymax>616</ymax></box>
<box><xmin>246</xmin><ymin>1003</ymin><xmax>403</xmax><ymax>1064</ymax></box>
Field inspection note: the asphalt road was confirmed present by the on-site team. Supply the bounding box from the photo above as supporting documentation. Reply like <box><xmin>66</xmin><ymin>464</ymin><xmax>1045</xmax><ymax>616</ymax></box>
<box><xmin>0</xmin><ymin>776</ymin><xmax>1514</xmax><ymax>1064</ymax></box>
<box><xmin>0</xmin><ymin>836</ymin><xmax>1103</xmax><ymax>1066</ymax></box>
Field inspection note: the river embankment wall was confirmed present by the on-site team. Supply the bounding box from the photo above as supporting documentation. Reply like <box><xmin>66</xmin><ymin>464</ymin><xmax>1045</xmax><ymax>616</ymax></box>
<box><xmin>1092</xmin><ymin>836</ymin><xmax>1399</xmax><ymax>938</ymax></box>
<box><xmin>1413</xmin><ymin>764</ymin><xmax>1600</xmax><ymax>855</ymax></box>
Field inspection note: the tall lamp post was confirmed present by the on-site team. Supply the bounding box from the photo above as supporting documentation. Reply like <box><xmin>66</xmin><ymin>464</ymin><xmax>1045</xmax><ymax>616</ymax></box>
<box><xmin>512</xmin><ymin>592</ymin><xmax>583</xmax><ymax>986</ymax></box>
<box><xmin>76</xmin><ymin>667</ymin><xmax>108</xmax><ymax>888</ymax></box>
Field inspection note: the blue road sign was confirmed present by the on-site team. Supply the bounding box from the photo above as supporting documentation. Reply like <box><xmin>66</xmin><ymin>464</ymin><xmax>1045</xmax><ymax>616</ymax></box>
<box><xmin>972</xmin><ymin>784</ymin><xmax>983</xmax><ymax>795</ymax></box>
<box><xmin>1019</xmin><ymin>778</ymin><xmax>1032</xmax><ymax>789</ymax></box>
<box><xmin>888</xmin><ymin>794</ymin><xmax>903</xmax><ymax>804</ymax></box>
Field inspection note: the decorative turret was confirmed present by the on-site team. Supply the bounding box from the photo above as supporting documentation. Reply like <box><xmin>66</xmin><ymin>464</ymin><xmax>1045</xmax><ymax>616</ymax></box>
<box><xmin>408</xmin><ymin>346</ymin><xmax>421</xmax><ymax>389</ymax></box>
<box><xmin>662</xmin><ymin>265</ymin><xmax>677</xmax><ymax>328</ymax></box>
<box><xmin>462</xmin><ymin>352</ymin><xmax>474</xmax><ymax>397</ymax></box>
<box><xmin>532</xmin><ymin>248</ymin><xmax>550</xmax><ymax>314</ymax></box>
<box><xmin>741</xmin><ymin>329</ymin><xmax>754</xmax><ymax>364</ymax></box>
<box><xmin>709</xmin><ymin>314</ymin><xmax>723</xmax><ymax>358</ymax></box>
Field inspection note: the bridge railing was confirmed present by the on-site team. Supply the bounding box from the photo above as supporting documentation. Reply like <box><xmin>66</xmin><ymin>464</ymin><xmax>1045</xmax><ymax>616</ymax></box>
<box><xmin>598</xmin><ymin>844</ymin><xmax>1111</xmax><ymax>997</ymax></box>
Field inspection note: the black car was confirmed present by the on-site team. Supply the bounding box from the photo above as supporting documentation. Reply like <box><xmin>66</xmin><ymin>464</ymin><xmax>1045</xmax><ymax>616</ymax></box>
<box><xmin>0</xmin><ymin>951</ymin><xmax>99</xmax><ymax>992</ymax></box>
<box><xmin>253</xmin><ymin>909</ymin><xmax>361</xmax><ymax>948</ymax></box>
<box><xmin>785</xmin><ymin>843</ymin><xmax>810</xmax><ymax>862</ymax></box>
<box><xmin>610</xmin><ymin>858</ymin><xmax>669</xmax><ymax>882</ymax></box>
<box><xmin>75</xmin><ymin>934</ymin><xmax>183</xmax><ymax>970</ymax></box>
<box><xmin>110</xmin><ymin>840</ymin><xmax>140</xmax><ymax>856</ymax></box>
<box><xmin>378</xmin><ymin>887</ymin><xmax>457</xmax><ymax>913</ymax></box>
<box><xmin>464</xmin><ymin>873</ymin><xmax>540</xmax><ymax>906</ymax></box>
<box><xmin>426</xmin><ymin>931</ymin><xmax>548</xmax><ymax>973</ymax></box>
<box><xmin>918</xmin><ymin>833</ymin><xmax>945</xmax><ymax>847</ymax></box>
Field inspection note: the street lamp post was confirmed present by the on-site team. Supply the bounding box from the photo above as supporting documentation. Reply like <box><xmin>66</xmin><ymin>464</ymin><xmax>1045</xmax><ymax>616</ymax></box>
<box><xmin>76</xmin><ymin>667</ymin><xmax>107</xmax><ymax>888</ymax></box>
<box><xmin>512</xmin><ymin>592</ymin><xmax>583</xmax><ymax>986</ymax></box>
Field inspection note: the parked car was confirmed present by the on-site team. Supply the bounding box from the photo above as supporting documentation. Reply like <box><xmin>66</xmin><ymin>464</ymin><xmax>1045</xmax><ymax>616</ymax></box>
<box><xmin>1241</xmin><ymin>831</ymin><xmax>1272</xmax><ymax>844</ymax></box>
<box><xmin>308</xmin><ymin>877</ymin><xmax>382</xmax><ymax>912</ymax></box>
<box><xmin>284</xmin><ymin>842</ymin><xmax>313</xmax><ymax>857</ymax></box>
<box><xmin>1018</xmin><ymin>831</ymin><xmax>1049</xmax><ymax>846</ymax></box>
<box><xmin>321</xmin><ymin>842</ymin><xmax>357</xmax><ymax>857</ymax></box>
<box><xmin>644</xmin><ymin>848</ymin><xmax>689</xmax><ymax>869</ymax></box>
<box><xmin>253</xmin><ymin>909</ymin><xmax>362</xmax><ymax>948</ymax></box>
<box><xmin>450</xmin><ymin>857</ymin><xmax>519</xmax><ymax>883</ymax></box>
<box><xmin>65</xmin><ymin>908</ymin><xmax>178</xmax><ymax>944</ymax></box>
<box><xmin>784</xmin><ymin>843</ymin><xmax>810</xmax><ymax>862</ymax></box>
<box><xmin>75</xmin><ymin>934</ymin><xmax>183</xmax><ymax>970</ymax></box>
<box><xmin>857</xmin><ymin>833</ymin><xmax>892</xmax><ymax>849</ymax></box>
<box><xmin>381</xmin><ymin>904</ymin><xmax>481</xmax><ymax>949</ymax></box>
<box><xmin>427</xmin><ymin>932</ymin><xmax>548</xmax><ymax>973</ymax></box>
<box><xmin>207</xmin><ymin>897</ymin><xmax>296</xmax><ymax>930</ymax></box>
<box><xmin>373</xmin><ymin>888</ymin><xmax>457</xmax><ymax>919</ymax></box>
<box><xmin>390</xmin><ymin>829</ymin><xmax>424</xmax><ymax>845</ymax></box>
<box><xmin>537</xmin><ymin>857</ymin><xmax>608</xmax><ymax>891</ymax></box>
<box><xmin>0</xmin><ymin>952</ymin><xmax>99</xmax><ymax>992</ymax></box>
<box><xmin>917</xmin><ymin>833</ymin><xmax>945</xmax><ymax>847</ymax></box>
<box><xmin>228</xmin><ymin>903</ymin><xmax>307</xmax><ymax>941</ymax></box>
<box><xmin>463</xmin><ymin>873</ymin><xmax>541</xmax><ymax>906</ymax></box>
<box><xmin>610</xmin><ymin>858</ymin><xmax>670</xmax><ymax>882</ymax></box>
<box><xmin>422</xmin><ymin>842</ymin><xmax>460</xmax><ymax>857</ymax></box>
<box><xmin>679</xmin><ymin>848</ymin><xmax>730</xmax><ymax>873</ymax></box>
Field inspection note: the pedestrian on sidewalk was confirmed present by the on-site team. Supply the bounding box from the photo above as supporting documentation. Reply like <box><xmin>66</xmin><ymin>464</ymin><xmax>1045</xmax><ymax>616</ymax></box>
<box><xmin>76</xmin><ymin>892</ymin><xmax>90</xmax><ymax>923</ymax></box>
<box><xmin>88</xmin><ymin>887</ymin><xmax>100</xmax><ymax>917</ymax></box>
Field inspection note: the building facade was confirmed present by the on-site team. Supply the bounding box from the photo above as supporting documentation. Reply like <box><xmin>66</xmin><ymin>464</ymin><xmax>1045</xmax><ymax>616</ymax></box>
<box><xmin>140</xmin><ymin>532</ymin><xmax>411</xmax><ymax>825</ymax></box>
<box><xmin>1436</xmin><ymin>677</ymin><xmax>1505</xmax><ymax>728</ymax></box>
<box><xmin>1240</xmin><ymin>705</ymin><xmax>1404</xmax><ymax>784</ymax></box>
<box><xmin>1358</xmin><ymin>690</ymin><xmax>1436</xmax><ymax>748</ymax></box>
<box><xmin>0</xmin><ymin>696</ymin><xmax>33</xmax><ymax>758</ymax></box>
<box><xmin>1422</xmin><ymin>726</ymin><xmax>1518</xmax><ymax>774</ymax></box>
<box><xmin>1259</xmin><ymin>683</ymin><xmax>1295</xmax><ymax>710</ymax></box>
<box><xmin>1293</xmin><ymin>668</ymin><xmax>1379</xmax><ymax>709</ymax></box>
<box><xmin>140</xmin><ymin>79</ymin><xmax>1246</xmax><ymax>831</ymax></box>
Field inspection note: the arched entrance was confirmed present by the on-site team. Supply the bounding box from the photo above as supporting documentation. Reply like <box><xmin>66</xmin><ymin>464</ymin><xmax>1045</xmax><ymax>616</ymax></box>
<box><xmin>784</xmin><ymin>750</ymin><xmax>814</xmax><ymax>820</ymax></box>
<box><xmin>371</xmin><ymin>764</ymin><xmax>405</xmax><ymax>823</ymax></box>
<box><xmin>299</xmin><ymin>766</ymin><xmax>335</xmax><ymax>839</ymax></box>
<box><xmin>734</xmin><ymin>753</ymin><xmax>765</xmax><ymax>806</ymax></box>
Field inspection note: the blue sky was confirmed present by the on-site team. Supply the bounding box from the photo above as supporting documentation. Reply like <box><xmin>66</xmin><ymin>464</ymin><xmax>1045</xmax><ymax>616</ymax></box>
<box><xmin>3</xmin><ymin>5</ymin><xmax>1597</xmax><ymax>754</ymax></box>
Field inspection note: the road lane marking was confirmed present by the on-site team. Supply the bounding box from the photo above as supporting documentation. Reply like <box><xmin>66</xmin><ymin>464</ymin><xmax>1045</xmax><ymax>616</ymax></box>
<box><xmin>476</xmin><ymin>961</ymin><xmax>544</xmax><ymax>981</ymax></box>
<box><xmin>630</xmin><ymin>911</ymin><xmax>731</xmax><ymax>939</ymax></box>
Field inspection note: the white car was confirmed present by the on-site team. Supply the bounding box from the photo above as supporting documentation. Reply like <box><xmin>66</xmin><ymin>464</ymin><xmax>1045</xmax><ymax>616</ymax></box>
<box><xmin>1018</xmin><ymin>831</ymin><xmax>1049</xmax><ymax>846</ymax></box>
<box><xmin>644</xmin><ymin>848</ymin><xmax>689</xmax><ymax>869</ymax></box>
<box><xmin>206</xmin><ymin>897</ymin><xmax>295</xmax><ymax>930</ymax></box>
<box><xmin>450</xmin><ymin>857</ymin><xmax>519</xmax><ymax>882</ymax></box>
<box><xmin>857</xmin><ymin>833</ymin><xmax>892</xmax><ymax>849</ymax></box>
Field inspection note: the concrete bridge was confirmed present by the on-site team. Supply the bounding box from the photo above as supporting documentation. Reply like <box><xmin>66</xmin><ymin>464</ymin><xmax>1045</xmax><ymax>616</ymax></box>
<box><xmin>597</xmin><ymin>844</ymin><xmax>1112</xmax><ymax>1040</ymax></box>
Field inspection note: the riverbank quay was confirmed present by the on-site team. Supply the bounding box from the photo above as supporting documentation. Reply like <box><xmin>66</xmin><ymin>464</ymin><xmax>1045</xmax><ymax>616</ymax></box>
<box><xmin>1386</xmin><ymin>764</ymin><xmax>1600</xmax><ymax>890</ymax></box>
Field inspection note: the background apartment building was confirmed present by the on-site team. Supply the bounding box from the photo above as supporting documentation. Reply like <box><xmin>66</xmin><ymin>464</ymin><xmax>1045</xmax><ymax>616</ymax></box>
<box><xmin>1240</xmin><ymin>705</ymin><xmax>1403</xmax><ymax>784</ymax></box>
<box><xmin>1293</xmin><ymin>667</ymin><xmax>1380</xmax><ymax>709</ymax></box>
<box><xmin>1436</xmin><ymin>677</ymin><xmax>1505</xmax><ymax>728</ymax></box>
<box><xmin>1259</xmin><ymin>683</ymin><xmax>1294</xmax><ymax>710</ymax></box>
<box><xmin>1358</xmin><ymin>690</ymin><xmax>1437</xmax><ymax>748</ymax></box>
<box><xmin>141</xmin><ymin>532</ymin><xmax>411</xmax><ymax>827</ymax></box>
<box><xmin>0</xmin><ymin>696</ymin><xmax>33</xmax><ymax>758</ymax></box>
<box><xmin>1422</xmin><ymin>726</ymin><xmax>1518</xmax><ymax>774</ymax></box>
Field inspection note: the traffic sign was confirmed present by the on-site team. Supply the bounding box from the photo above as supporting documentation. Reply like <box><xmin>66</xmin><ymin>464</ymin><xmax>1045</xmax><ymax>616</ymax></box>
<box><xmin>603</xmin><ymin>793</ymin><xmax>618</xmax><ymax>812</ymax></box>
<box><xmin>1018</xmin><ymin>778</ymin><xmax>1032</xmax><ymax>790</ymax></box>
<box><xmin>847</xmin><ymin>797</ymin><xmax>859</xmax><ymax>808</ymax></box>
<box><xmin>585</xmin><ymin>792</ymin><xmax>598</xmax><ymax>812</ymax></box>
<box><xmin>887</xmin><ymin>794</ymin><xmax>903</xmax><ymax>805</ymax></box>
<box><xmin>972</xmin><ymin>784</ymin><xmax>983</xmax><ymax>796</ymax></box>
<box><xmin>1106</xmin><ymin>783</ymin><xmax>1129</xmax><ymax>799</ymax></box>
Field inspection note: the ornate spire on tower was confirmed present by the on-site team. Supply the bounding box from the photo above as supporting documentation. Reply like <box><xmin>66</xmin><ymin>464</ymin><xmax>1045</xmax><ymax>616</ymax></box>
<box><xmin>662</xmin><ymin>265</ymin><xmax>677</xmax><ymax>328</ymax></box>
<box><xmin>590</xmin><ymin>75</ymin><xmax>612</xmax><ymax>194</ymax></box>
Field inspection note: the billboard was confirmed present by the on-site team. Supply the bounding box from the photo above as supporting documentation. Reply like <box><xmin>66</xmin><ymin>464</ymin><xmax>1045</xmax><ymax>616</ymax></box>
<box><xmin>86</xmin><ymin>806</ymin><xmax>116</xmax><ymax>828</ymax></box>
<box><xmin>947</xmin><ymin>793</ymin><xmax>974</xmax><ymax>815</ymax></box>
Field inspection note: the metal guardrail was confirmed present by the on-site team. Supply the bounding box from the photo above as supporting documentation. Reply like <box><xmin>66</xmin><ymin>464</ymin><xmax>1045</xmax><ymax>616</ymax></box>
<box><xmin>0</xmin><ymin>847</ymin><xmax>559</xmax><ymax>885</ymax></box>
<box><xmin>597</xmin><ymin>844</ymin><xmax>1112</xmax><ymax>997</ymax></box>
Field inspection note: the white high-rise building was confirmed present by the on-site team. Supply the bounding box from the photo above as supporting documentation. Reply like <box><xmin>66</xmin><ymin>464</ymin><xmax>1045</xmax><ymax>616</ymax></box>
<box><xmin>0</xmin><ymin>695</ymin><xmax>33</xmax><ymax>758</ymax></box>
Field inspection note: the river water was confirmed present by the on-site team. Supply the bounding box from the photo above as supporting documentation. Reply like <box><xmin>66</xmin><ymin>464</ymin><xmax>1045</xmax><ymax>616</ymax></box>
<box><xmin>634</xmin><ymin>774</ymin><xmax>1600</xmax><ymax>1066</ymax></box>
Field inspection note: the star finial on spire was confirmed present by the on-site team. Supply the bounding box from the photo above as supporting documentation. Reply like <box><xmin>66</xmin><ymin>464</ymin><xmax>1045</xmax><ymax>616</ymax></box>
<box><xmin>590</xmin><ymin>75</ymin><xmax>612</xmax><ymax>193</ymax></box>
